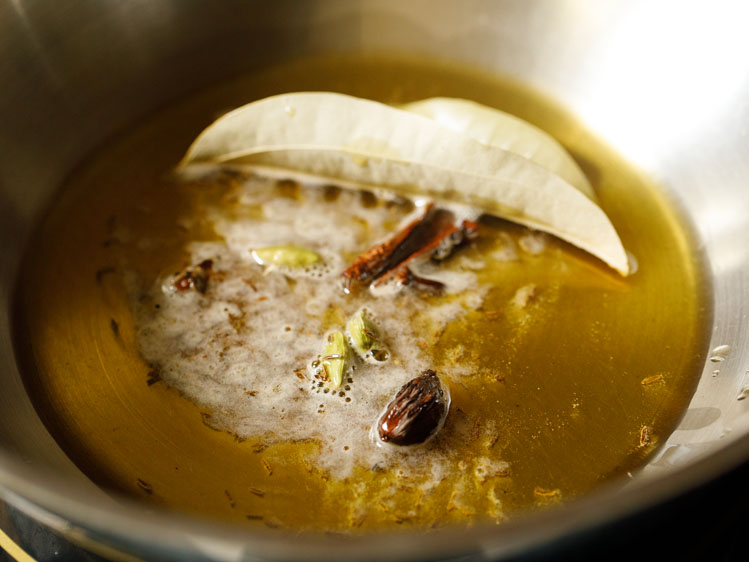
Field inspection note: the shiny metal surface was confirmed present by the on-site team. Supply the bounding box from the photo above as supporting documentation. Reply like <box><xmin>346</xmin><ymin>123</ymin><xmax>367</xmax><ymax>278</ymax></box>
<box><xmin>0</xmin><ymin>1</ymin><xmax>748</xmax><ymax>560</ymax></box>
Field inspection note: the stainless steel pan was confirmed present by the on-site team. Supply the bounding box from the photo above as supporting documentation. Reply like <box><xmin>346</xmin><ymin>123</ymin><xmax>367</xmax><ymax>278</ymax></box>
<box><xmin>1</xmin><ymin>1</ymin><xmax>748</xmax><ymax>560</ymax></box>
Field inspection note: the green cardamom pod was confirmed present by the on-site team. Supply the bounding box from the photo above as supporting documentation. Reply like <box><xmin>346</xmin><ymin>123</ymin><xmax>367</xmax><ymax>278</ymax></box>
<box><xmin>347</xmin><ymin>308</ymin><xmax>389</xmax><ymax>363</ymax></box>
<box><xmin>251</xmin><ymin>244</ymin><xmax>321</xmax><ymax>267</ymax></box>
<box><xmin>320</xmin><ymin>330</ymin><xmax>349</xmax><ymax>388</ymax></box>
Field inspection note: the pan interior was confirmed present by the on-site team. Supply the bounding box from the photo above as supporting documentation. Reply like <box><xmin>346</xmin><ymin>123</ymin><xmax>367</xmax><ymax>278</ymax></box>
<box><xmin>14</xmin><ymin>53</ymin><xmax>710</xmax><ymax>532</ymax></box>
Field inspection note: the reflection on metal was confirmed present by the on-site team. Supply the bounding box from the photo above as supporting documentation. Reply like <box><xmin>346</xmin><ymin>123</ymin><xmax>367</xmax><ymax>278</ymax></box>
<box><xmin>572</xmin><ymin>1</ymin><xmax>749</xmax><ymax>168</ymax></box>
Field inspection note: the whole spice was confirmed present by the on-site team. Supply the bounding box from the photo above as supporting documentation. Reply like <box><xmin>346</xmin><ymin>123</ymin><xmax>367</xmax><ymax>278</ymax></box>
<box><xmin>341</xmin><ymin>204</ymin><xmax>478</xmax><ymax>293</ymax></box>
<box><xmin>346</xmin><ymin>308</ymin><xmax>389</xmax><ymax>363</ymax></box>
<box><xmin>251</xmin><ymin>244</ymin><xmax>321</xmax><ymax>267</ymax></box>
<box><xmin>311</xmin><ymin>330</ymin><xmax>350</xmax><ymax>388</ymax></box>
<box><xmin>376</xmin><ymin>369</ymin><xmax>449</xmax><ymax>446</ymax></box>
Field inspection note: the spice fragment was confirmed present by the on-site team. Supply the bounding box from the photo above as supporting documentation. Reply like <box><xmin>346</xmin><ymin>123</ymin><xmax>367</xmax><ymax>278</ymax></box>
<box><xmin>173</xmin><ymin>259</ymin><xmax>213</xmax><ymax>293</ymax></box>
<box><xmin>146</xmin><ymin>369</ymin><xmax>161</xmax><ymax>386</ymax></box>
<box><xmin>136</xmin><ymin>478</ymin><xmax>153</xmax><ymax>495</ymax></box>
<box><xmin>533</xmin><ymin>487</ymin><xmax>560</xmax><ymax>498</ymax></box>
<box><xmin>200</xmin><ymin>412</ymin><xmax>220</xmax><ymax>431</ymax></box>
<box><xmin>639</xmin><ymin>425</ymin><xmax>652</xmax><ymax>447</ymax></box>
<box><xmin>640</xmin><ymin>374</ymin><xmax>664</xmax><ymax>386</ymax></box>
<box><xmin>95</xmin><ymin>266</ymin><xmax>116</xmax><ymax>284</ymax></box>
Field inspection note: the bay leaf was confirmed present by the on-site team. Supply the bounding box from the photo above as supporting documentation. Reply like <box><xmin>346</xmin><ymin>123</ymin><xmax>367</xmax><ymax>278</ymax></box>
<box><xmin>401</xmin><ymin>97</ymin><xmax>595</xmax><ymax>200</ymax></box>
<box><xmin>179</xmin><ymin>92</ymin><xmax>629</xmax><ymax>275</ymax></box>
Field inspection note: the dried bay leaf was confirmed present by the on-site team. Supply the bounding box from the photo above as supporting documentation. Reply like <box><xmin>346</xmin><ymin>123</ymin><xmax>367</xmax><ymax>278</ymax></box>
<box><xmin>401</xmin><ymin>97</ymin><xmax>595</xmax><ymax>200</ymax></box>
<box><xmin>180</xmin><ymin>92</ymin><xmax>629</xmax><ymax>275</ymax></box>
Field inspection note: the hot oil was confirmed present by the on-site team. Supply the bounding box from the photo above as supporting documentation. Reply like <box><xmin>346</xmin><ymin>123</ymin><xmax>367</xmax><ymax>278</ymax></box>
<box><xmin>15</xmin><ymin>54</ymin><xmax>710</xmax><ymax>531</ymax></box>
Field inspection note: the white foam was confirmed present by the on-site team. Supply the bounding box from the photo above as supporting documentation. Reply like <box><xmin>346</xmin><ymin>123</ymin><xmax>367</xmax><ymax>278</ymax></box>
<box><xmin>131</xmin><ymin>174</ymin><xmax>487</xmax><ymax>481</ymax></box>
<box><xmin>491</xmin><ymin>232</ymin><xmax>519</xmax><ymax>262</ymax></box>
<box><xmin>518</xmin><ymin>231</ymin><xmax>548</xmax><ymax>255</ymax></box>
